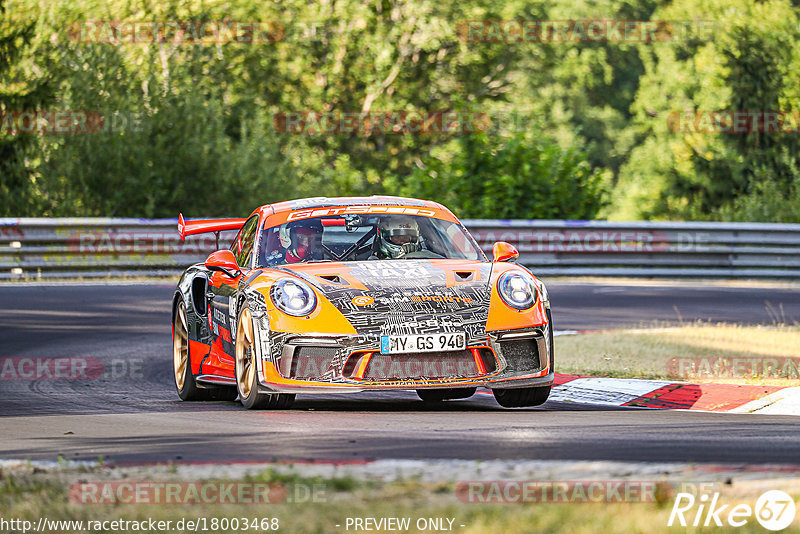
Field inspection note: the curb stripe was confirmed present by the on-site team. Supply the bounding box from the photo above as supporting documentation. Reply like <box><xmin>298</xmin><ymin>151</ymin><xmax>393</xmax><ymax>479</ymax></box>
<box><xmin>552</xmin><ymin>374</ymin><xmax>582</xmax><ymax>386</ymax></box>
<box><xmin>731</xmin><ymin>386</ymin><xmax>800</xmax><ymax>415</ymax></box>
<box><xmin>622</xmin><ymin>383</ymin><xmax>784</xmax><ymax>411</ymax></box>
<box><xmin>483</xmin><ymin>373</ymin><xmax>797</xmax><ymax>415</ymax></box>
<box><xmin>549</xmin><ymin>377</ymin><xmax>674</xmax><ymax>406</ymax></box>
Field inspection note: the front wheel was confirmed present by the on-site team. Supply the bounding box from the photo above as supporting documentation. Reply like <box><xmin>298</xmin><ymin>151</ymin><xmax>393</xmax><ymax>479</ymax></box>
<box><xmin>492</xmin><ymin>385</ymin><xmax>551</xmax><ymax>408</ymax></box>
<box><xmin>235</xmin><ymin>303</ymin><xmax>295</xmax><ymax>410</ymax></box>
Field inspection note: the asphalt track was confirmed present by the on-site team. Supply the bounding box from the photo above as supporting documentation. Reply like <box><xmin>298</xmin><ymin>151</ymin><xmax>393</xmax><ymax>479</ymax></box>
<box><xmin>0</xmin><ymin>281</ymin><xmax>799</xmax><ymax>465</ymax></box>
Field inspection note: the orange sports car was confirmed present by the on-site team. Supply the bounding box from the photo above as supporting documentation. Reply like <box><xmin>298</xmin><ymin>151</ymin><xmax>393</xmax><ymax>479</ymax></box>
<box><xmin>172</xmin><ymin>196</ymin><xmax>553</xmax><ymax>409</ymax></box>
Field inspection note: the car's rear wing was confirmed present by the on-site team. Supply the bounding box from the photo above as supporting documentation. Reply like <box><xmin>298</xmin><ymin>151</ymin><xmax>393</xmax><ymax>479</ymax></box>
<box><xmin>178</xmin><ymin>213</ymin><xmax>247</xmax><ymax>248</ymax></box>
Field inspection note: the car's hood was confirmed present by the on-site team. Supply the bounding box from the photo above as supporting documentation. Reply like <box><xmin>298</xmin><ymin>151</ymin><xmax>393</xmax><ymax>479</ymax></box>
<box><xmin>277</xmin><ymin>259</ymin><xmax>493</xmax><ymax>336</ymax></box>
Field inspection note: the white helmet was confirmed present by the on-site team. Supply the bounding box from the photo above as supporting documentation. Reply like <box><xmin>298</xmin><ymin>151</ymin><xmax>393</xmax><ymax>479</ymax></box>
<box><xmin>379</xmin><ymin>217</ymin><xmax>421</xmax><ymax>258</ymax></box>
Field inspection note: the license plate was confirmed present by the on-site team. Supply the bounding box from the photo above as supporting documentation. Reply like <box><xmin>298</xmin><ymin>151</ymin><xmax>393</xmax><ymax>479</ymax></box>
<box><xmin>380</xmin><ymin>333</ymin><xmax>466</xmax><ymax>354</ymax></box>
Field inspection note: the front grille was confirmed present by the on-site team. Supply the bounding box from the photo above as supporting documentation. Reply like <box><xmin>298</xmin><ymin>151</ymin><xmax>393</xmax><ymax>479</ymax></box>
<box><xmin>288</xmin><ymin>346</ymin><xmax>339</xmax><ymax>379</ymax></box>
<box><xmin>498</xmin><ymin>338</ymin><xmax>541</xmax><ymax>372</ymax></box>
<box><xmin>362</xmin><ymin>350</ymin><xmax>480</xmax><ymax>380</ymax></box>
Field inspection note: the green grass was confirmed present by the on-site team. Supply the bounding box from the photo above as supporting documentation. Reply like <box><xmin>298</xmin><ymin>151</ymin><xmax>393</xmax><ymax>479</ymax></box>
<box><xmin>556</xmin><ymin>323</ymin><xmax>800</xmax><ymax>384</ymax></box>
<box><xmin>245</xmin><ymin>467</ymin><xmax>362</xmax><ymax>492</ymax></box>
<box><xmin>2</xmin><ymin>467</ymin><xmax>798</xmax><ymax>533</ymax></box>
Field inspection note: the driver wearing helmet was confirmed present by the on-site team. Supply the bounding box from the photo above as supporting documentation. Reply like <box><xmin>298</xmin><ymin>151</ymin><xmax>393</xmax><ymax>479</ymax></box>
<box><xmin>285</xmin><ymin>220</ymin><xmax>323</xmax><ymax>263</ymax></box>
<box><xmin>376</xmin><ymin>216</ymin><xmax>422</xmax><ymax>259</ymax></box>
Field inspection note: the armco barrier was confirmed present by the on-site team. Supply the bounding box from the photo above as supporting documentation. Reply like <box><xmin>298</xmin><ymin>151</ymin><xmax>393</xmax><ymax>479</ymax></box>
<box><xmin>0</xmin><ymin>218</ymin><xmax>799</xmax><ymax>279</ymax></box>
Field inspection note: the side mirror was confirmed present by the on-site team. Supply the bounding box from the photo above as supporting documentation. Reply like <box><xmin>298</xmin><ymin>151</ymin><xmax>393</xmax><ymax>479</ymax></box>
<box><xmin>205</xmin><ymin>250</ymin><xmax>241</xmax><ymax>278</ymax></box>
<box><xmin>492</xmin><ymin>241</ymin><xmax>519</xmax><ymax>263</ymax></box>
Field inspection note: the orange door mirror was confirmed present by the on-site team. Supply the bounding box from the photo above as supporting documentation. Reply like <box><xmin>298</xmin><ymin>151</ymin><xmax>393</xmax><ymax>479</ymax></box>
<box><xmin>492</xmin><ymin>241</ymin><xmax>519</xmax><ymax>263</ymax></box>
<box><xmin>204</xmin><ymin>250</ymin><xmax>241</xmax><ymax>278</ymax></box>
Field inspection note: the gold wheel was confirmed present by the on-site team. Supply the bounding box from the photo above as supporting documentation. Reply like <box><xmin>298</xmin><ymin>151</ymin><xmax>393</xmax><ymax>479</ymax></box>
<box><xmin>173</xmin><ymin>303</ymin><xmax>189</xmax><ymax>391</ymax></box>
<box><xmin>236</xmin><ymin>307</ymin><xmax>256</xmax><ymax>400</ymax></box>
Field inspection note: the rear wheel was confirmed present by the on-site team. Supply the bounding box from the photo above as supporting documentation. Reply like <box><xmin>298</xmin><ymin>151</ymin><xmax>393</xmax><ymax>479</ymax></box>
<box><xmin>235</xmin><ymin>304</ymin><xmax>295</xmax><ymax>410</ymax></box>
<box><xmin>173</xmin><ymin>301</ymin><xmax>206</xmax><ymax>401</ymax></box>
<box><xmin>417</xmin><ymin>388</ymin><xmax>476</xmax><ymax>402</ymax></box>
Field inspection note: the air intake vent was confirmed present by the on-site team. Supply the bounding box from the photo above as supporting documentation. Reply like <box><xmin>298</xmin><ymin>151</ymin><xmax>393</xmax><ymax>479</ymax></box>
<box><xmin>455</xmin><ymin>271</ymin><xmax>474</xmax><ymax>281</ymax></box>
<box><xmin>499</xmin><ymin>338</ymin><xmax>541</xmax><ymax>372</ymax></box>
<box><xmin>289</xmin><ymin>346</ymin><xmax>339</xmax><ymax>379</ymax></box>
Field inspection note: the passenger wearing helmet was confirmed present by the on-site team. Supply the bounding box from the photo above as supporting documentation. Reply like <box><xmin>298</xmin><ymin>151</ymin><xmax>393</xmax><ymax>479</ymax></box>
<box><xmin>285</xmin><ymin>220</ymin><xmax>323</xmax><ymax>263</ymax></box>
<box><xmin>377</xmin><ymin>216</ymin><xmax>421</xmax><ymax>259</ymax></box>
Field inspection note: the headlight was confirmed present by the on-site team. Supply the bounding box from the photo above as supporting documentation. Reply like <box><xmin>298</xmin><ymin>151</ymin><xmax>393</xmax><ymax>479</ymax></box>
<box><xmin>271</xmin><ymin>278</ymin><xmax>317</xmax><ymax>316</ymax></box>
<box><xmin>497</xmin><ymin>271</ymin><xmax>538</xmax><ymax>310</ymax></box>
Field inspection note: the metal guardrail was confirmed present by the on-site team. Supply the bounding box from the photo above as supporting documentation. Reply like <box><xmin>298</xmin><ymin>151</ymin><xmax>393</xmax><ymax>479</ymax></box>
<box><xmin>1</xmin><ymin>217</ymin><xmax>799</xmax><ymax>279</ymax></box>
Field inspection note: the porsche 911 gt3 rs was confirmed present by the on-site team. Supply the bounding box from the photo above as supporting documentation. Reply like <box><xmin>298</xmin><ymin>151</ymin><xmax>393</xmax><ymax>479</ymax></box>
<box><xmin>172</xmin><ymin>196</ymin><xmax>553</xmax><ymax>409</ymax></box>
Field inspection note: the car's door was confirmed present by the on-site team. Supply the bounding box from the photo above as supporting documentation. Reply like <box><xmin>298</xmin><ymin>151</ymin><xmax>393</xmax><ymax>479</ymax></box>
<box><xmin>206</xmin><ymin>214</ymin><xmax>259</xmax><ymax>373</ymax></box>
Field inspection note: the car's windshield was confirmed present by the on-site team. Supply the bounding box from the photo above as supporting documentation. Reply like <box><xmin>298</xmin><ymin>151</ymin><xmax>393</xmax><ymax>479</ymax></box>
<box><xmin>257</xmin><ymin>214</ymin><xmax>484</xmax><ymax>266</ymax></box>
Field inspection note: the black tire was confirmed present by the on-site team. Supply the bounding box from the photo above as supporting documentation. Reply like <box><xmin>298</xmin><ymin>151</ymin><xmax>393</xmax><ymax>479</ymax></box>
<box><xmin>207</xmin><ymin>387</ymin><xmax>238</xmax><ymax>401</ymax></box>
<box><xmin>492</xmin><ymin>385</ymin><xmax>551</xmax><ymax>408</ymax></box>
<box><xmin>261</xmin><ymin>393</ymin><xmax>296</xmax><ymax>409</ymax></box>
<box><xmin>235</xmin><ymin>302</ymin><xmax>295</xmax><ymax>410</ymax></box>
<box><xmin>173</xmin><ymin>301</ymin><xmax>209</xmax><ymax>401</ymax></box>
<box><xmin>492</xmin><ymin>308</ymin><xmax>554</xmax><ymax>408</ymax></box>
<box><xmin>417</xmin><ymin>388</ymin><xmax>477</xmax><ymax>402</ymax></box>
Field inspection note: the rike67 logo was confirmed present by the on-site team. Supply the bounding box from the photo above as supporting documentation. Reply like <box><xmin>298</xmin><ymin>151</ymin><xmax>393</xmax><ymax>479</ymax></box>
<box><xmin>669</xmin><ymin>490</ymin><xmax>797</xmax><ymax>530</ymax></box>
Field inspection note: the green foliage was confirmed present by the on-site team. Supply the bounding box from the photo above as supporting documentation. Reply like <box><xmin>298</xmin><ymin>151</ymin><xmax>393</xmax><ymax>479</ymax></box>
<box><xmin>396</xmin><ymin>130</ymin><xmax>608</xmax><ymax>219</ymax></box>
<box><xmin>1</xmin><ymin>0</ymin><xmax>798</xmax><ymax>221</ymax></box>
<box><xmin>718</xmin><ymin>174</ymin><xmax>800</xmax><ymax>223</ymax></box>
<box><xmin>614</xmin><ymin>0</ymin><xmax>800</xmax><ymax>221</ymax></box>
<box><xmin>0</xmin><ymin>0</ymin><xmax>56</xmax><ymax>215</ymax></box>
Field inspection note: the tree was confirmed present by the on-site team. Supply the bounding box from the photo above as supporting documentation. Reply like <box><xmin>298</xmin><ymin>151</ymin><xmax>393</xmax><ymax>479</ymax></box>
<box><xmin>395</xmin><ymin>129</ymin><xmax>608</xmax><ymax>219</ymax></box>
<box><xmin>0</xmin><ymin>0</ymin><xmax>55</xmax><ymax>215</ymax></box>
<box><xmin>613</xmin><ymin>0</ymin><xmax>800</xmax><ymax>221</ymax></box>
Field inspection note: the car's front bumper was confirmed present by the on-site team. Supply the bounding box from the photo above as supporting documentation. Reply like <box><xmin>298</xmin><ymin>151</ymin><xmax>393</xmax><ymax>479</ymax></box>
<box><xmin>254</xmin><ymin>326</ymin><xmax>553</xmax><ymax>394</ymax></box>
